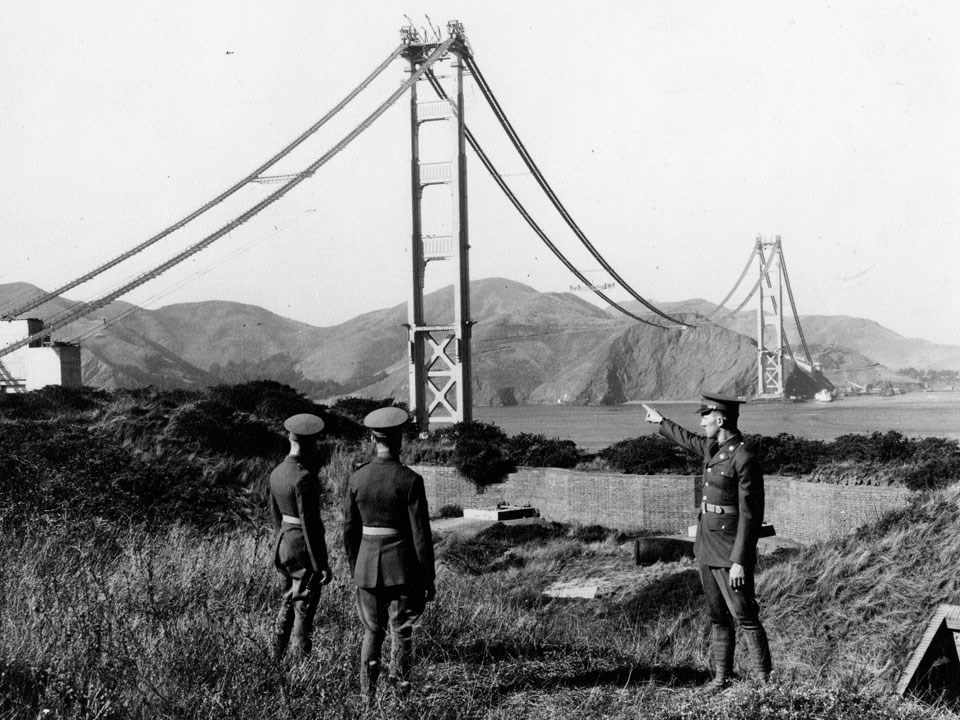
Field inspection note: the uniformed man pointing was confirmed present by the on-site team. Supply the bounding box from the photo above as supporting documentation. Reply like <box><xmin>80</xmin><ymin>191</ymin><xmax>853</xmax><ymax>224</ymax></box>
<box><xmin>343</xmin><ymin>406</ymin><xmax>436</xmax><ymax>705</ymax></box>
<box><xmin>643</xmin><ymin>393</ymin><xmax>772</xmax><ymax>692</ymax></box>
<box><xmin>268</xmin><ymin>413</ymin><xmax>333</xmax><ymax>659</ymax></box>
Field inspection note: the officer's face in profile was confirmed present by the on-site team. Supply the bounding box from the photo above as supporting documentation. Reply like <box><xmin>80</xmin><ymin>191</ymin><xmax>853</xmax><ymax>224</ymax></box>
<box><xmin>700</xmin><ymin>410</ymin><xmax>723</xmax><ymax>438</ymax></box>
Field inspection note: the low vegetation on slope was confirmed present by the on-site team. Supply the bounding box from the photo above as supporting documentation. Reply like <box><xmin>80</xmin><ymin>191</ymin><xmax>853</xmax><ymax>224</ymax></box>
<box><xmin>1</xmin><ymin>385</ymin><xmax>958</xmax><ymax>718</ymax></box>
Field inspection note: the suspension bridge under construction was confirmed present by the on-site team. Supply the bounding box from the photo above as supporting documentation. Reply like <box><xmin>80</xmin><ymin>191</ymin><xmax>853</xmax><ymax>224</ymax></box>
<box><xmin>0</xmin><ymin>21</ymin><xmax>826</xmax><ymax>424</ymax></box>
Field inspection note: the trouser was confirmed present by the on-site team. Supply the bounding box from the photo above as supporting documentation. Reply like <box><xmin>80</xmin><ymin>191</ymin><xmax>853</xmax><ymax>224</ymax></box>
<box><xmin>356</xmin><ymin>585</ymin><xmax>426</xmax><ymax>699</ymax></box>
<box><xmin>699</xmin><ymin>564</ymin><xmax>772</xmax><ymax>679</ymax></box>
<box><xmin>273</xmin><ymin>572</ymin><xmax>321</xmax><ymax>659</ymax></box>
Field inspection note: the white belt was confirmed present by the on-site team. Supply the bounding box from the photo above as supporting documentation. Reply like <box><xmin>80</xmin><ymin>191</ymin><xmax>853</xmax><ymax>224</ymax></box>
<box><xmin>362</xmin><ymin>526</ymin><xmax>399</xmax><ymax>536</ymax></box>
<box><xmin>281</xmin><ymin>514</ymin><xmax>302</xmax><ymax>525</ymax></box>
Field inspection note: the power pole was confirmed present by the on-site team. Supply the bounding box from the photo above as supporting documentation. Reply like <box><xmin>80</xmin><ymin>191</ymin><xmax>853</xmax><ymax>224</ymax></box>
<box><xmin>756</xmin><ymin>235</ymin><xmax>785</xmax><ymax>399</ymax></box>
<box><xmin>402</xmin><ymin>22</ymin><xmax>473</xmax><ymax>429</ymax></box>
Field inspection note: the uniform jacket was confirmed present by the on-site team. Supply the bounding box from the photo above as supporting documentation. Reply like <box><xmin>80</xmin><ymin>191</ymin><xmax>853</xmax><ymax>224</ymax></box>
<box><xmin>342</xmin><ymin>457</ymin><xmax>436</xmax><ymax>590</ymax></box>
<box><xmin>269</xmin><ymin>456</ymin><xmax>330</xmax><ymax>578</ymax></box>
<box><xmin>659</xmin><ymin>419</ymin><xmax>764</xmax><ymax>569</ymax></box>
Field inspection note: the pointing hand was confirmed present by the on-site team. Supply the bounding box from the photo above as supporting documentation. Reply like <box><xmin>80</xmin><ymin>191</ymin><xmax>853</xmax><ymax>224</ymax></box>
<box><xmin>642</xmin><ymin>403</ymin><xmax>663</xmax><ymax>425</ymax></box>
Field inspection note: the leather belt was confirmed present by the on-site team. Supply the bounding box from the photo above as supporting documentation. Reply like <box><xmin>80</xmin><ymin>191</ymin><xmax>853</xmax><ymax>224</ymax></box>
<box><xmin>281</xmin><ymin>514</ymin><xmax>302</xmax><ymax>525</ymax></box>
<box><xmin>702</xmin><ymin>502</ymin><xmax>737</xmax><ymax>515</ymax></box>
<box><xmin>362</xmin><ymin>526</ymin><xmax>399</xmax><ymax>536</ymax></box>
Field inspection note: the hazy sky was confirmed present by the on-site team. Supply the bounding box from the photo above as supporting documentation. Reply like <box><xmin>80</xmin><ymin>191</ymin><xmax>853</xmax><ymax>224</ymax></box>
<box><xmin>2</xmin><ymin>1</ymin><xmax>958</xmax><ymax>346</ymax></box>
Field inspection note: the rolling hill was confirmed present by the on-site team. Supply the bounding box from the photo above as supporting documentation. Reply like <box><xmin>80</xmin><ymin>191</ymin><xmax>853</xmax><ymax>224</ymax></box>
<box><xmin>1</xmin><ymin>279</ymin><xmax>953</xmax><ymax>404</ymax></box>
<box><xmin>616</xmin><ymin>299</ymin><xmax>960</xmax><ymax>373</ymax></box>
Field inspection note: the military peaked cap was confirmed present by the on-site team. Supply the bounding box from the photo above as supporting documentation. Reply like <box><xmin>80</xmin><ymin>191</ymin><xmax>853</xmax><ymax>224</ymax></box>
<box><xmin>695</xmin><ymin>392</ymin><xmax>745</xmax><ymax>415</ymax></box>
<box><xmin>284</xmin><ymin>413</ymin><xmax>325</xmax><ymax>437</ymax></box>
<box><xmin>364</xmin><ymin>406</ymin><xmax>409</xmax><ymax>435</ymax></box>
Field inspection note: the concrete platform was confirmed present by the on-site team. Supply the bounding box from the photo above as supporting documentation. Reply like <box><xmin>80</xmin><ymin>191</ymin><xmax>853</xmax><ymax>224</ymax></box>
<box><xmin>462</xmin><ymin>506</ymin><xmax>538</xmax><ymax>522</ymax></box>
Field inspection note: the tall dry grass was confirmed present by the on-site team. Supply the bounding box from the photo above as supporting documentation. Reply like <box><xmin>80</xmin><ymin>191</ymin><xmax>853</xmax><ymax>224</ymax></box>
<box><xmin>3</xmin><ymin>495</ymin><xmax>958</xmax><ymax>718</ymax></box>
<box><xmin>1</xmin><ymin>386</ymin><xmax>959</xmax><ymax>718</ymax></box>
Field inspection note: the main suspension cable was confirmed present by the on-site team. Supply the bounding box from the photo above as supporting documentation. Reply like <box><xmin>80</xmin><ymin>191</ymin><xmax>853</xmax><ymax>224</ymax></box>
<box><xmin>779</xmin><ymin>244</ymin><xmax>813</xmax><ymax>366</ymax></box>
<box><xmin>705</xmin><ymin>243</ymin><xmax>759</xmax><ymax>319</ymax></box>
<box><xmin>1</xmin><ymin>41</ymin><xmax>453</xmax><ymax>359</ymax></box>
<box><xmin>2</xmin><ymin>44</ymin><xmax>405</xmax><ymax>321</ymax></box>
<box><xmin>464</xmin><ymin>55</ymin><xmax>692</xmax><ymax>328</ymax></box>
<box><xmin>424</xmin><ymin>71</ymin><xmax>673</xmax><ymax>329</ymax></box>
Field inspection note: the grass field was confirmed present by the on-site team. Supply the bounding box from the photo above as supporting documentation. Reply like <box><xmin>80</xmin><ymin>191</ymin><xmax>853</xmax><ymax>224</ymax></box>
<box><xmin>3</xmin><ymin>486</ymin><xmax>960</xmax><ymax>719</ymax></box>
<box><xmin>2</xmin><ymin>385</ymin><xmax>959</xmax><ymax>718</ymax></box>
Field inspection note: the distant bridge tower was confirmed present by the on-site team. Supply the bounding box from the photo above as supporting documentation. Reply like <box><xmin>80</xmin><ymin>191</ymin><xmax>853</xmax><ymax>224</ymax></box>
<box><xmin>402</xmin><ymin>22</ymin><xmax>474</xmax><ymax>429</ymax></box>
<box><xmin>756</xmin><ymin>235</ymin><xmax>785</xmax><ymax>399</ymax></box>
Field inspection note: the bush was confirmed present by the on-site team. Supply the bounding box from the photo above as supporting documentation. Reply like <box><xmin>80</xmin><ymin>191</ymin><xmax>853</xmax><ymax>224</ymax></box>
<box><xmin>0</xmin><ymin>385</ymin><xmax>110</xmax><ymax>419</ymax></box>
<box><xmin>504</xmin><ymin>433</ymin><xmax>581</xmax><ymax>469</ymax></box>
<box><xmin>166</xmin><ymin>399</ymin><xmax>284</xmax><ymax>457</ymax></box>
<box><xmin>599</xmin><ymin>435</ymin><xmax>700</xmax><ymax>475</ymax></box>
<box><xmin>744</xmin><ymin>433</ymin><xmax>828</xmax><ymax>475</ymax></box>
<box><xmin>330</xmin><ymin>396</ymin><xmax>400</xmax><ymax>423</ymax></box>
<box><xmin>0</xmin><ymin>419</ymin><xmax>260</xmax><ymax>527</ymax></box>
<box><xmin>209</xmin><ymin>381</ymin><xmax>365</xmax><ymax>441</ymax></box>
<box><xmin>413</xmin><ymin>422</ymin><xmax>514</xmax><ymax>491</ymax></box>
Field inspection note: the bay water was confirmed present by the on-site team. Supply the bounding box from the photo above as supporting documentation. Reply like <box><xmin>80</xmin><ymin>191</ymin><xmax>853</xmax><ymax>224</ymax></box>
<box><xmin>474</xmin><ymin>392</ymin><xmax>960</xmax><ymax>451</ymax></box>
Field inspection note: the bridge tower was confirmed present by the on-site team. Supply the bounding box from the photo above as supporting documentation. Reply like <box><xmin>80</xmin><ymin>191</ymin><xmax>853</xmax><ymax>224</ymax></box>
<box><xmin>402</xmin><ymin>23</ymin><xmax>474</xmax><ymax>429</ymax></box>
<box><xmin>756</xmin><ymin>235</ymin><xmax>785</xmax><ymax>399</ymax></box>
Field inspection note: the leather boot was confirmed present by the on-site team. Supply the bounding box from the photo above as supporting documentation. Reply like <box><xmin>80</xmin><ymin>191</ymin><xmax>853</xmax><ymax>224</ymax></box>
<box><xmin>388</xmin><ymin>632</ymin><xmax>414</xmax><ymax>693</ymax></box>
<box><xmin>272</xmin><ymin>600</ymin><xmax>294</xmax><ymax>660</ymax></box>
<box><xmin>290</xmin><ymin>601</ymin><xmax>316</xmax><ymax>658</ymax></box>
<box><xmin>360</xmin><ymin>659</ymin><xmax>381</xmax><ymax>708</ymax></box>
<box><xmin>742</xmin><ymin>627</ymin><xmax>772</xmax><ymax>681</ymax></box>
<box><xmin>700</xmin><ymin>624</ymin><xmax>735</xmax><ymax>694</ymax></box>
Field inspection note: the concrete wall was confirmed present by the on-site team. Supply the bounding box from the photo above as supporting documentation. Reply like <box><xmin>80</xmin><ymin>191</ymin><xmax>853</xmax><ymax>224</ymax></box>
<box><xmin>413</xmin><ymin>465</ymin><xmax>911</xmax><ymax>545</ymax></box>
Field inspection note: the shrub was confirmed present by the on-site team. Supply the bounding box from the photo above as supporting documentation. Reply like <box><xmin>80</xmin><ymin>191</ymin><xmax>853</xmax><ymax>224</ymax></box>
<box><xmin>599</xmin><ymin>435</ymin><xmax>700</xmax><ymax>475</ymax></box>
<box><xmin>744</xmin><ymin>433</ymin><xmax>828</xmax><ymax>475</ymax></box>
<box><xmin>0</xmin><ymin>419</ymin><xmax>259</xmax><ymax>527</ymax></box>
<box><xmin>504</xmin><ymin>433</ymin><xmax>581</xmax><ymax>469</ymax></box>
<box><xmin>433</xmin><ymin>421</ymin><xmax>507</xmax><ymax>445</ymax></box>
<box><xmin>165</xmin><ymin>399</ymin><xmax>284</xmax><ymax>457</ymax></box>
<box><xmin>415</xmin><ymin>422</ymin><xmax>514</xmax><ymax>491</ymax></box>
<box><xmin>330</xmin><ymin>396</ymin><xmax>399</xmax><ymax>423</ymax></box>
<box><xmin>0</xmin><ymin>385</ymin><xmax>109</xmax><ymax>419</ymax></box>
<box><xmin>209</xmin><ymin>381</ymin><xmax>365</xmax><ymax>441</ymax></box>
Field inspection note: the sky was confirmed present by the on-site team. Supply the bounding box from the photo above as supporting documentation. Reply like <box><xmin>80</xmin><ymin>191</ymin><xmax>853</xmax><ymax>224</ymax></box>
<box><xmin>1</xmin><ymin>1</ymin><xmax>958</xmax><ymax>347</ymax></box>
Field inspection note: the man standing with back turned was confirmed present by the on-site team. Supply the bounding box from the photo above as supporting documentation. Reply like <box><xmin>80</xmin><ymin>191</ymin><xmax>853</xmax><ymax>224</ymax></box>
<box><xmin>268</xmin><ymin>413</ymin><xmax>333</xmax><ymax>660</ymax></box>
<box><xmin>643</xmin><ymin>393</ymin><xmax>772</xmax><ymax>692</ymax></box>
<box><xmin>343</xmin><ymin>406</ymin><xmax>436</xmax><ymax>706</ymax></box>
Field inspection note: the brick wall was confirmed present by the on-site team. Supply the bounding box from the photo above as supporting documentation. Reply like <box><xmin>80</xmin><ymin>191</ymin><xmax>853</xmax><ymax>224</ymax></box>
<box><xmin>413</xmin><ymin>465</ymin><xmax>911</xmax><ymax>544</ymax></box>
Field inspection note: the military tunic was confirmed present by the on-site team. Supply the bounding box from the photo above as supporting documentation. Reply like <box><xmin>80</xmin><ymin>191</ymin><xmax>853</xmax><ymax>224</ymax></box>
<box><xmin>659</xmin><ymin>419</ymin><xmax>764</xmax><ymax>569</ymax></box>
<box><xmin>343</xmin><ymin>457</ymin><xmax>435</xmax><ymax>591</ymax></box>
<box><xmin>343</xmin><ymin>456</ymin><xmax>435</xmax><ymax>692</ymax></box>
<box><xmin>269</xmin><ymin>456</ymin><xmax>329</xmax><ymax>578</ymax></box>
<box><xmin>268</xmin><ymin>455</ymin><xmax>330</xmax><ymax>657</ymax></box>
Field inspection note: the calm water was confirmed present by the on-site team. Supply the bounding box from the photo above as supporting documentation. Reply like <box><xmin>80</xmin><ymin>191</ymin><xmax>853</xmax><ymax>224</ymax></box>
<box><xmin>474</xmin><ymin>393</ymin><xmax>960</xmax><ymax>450</ymax></box>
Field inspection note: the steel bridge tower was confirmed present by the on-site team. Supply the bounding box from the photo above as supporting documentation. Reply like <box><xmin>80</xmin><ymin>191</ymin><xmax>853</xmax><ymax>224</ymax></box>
<box><xmin>756</xmin><ymin>235</ymin><xmax>786</xmax><ymax>399</ymax></box>
<box><xmin>402</xmin><ymin>23</ymin><xmax>474</xmax><ymax>429</ymax></box>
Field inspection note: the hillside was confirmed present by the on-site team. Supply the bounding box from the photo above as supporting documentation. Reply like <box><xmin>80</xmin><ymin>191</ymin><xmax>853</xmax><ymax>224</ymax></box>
<box><xmin>1</xmin><ymin>387</ymin><xmax>958</xmax><ymax>718</ymax></box>
<box><xmin>615</xmin><ymin>299</ymin><xmax>959</xmax><ymax>387</ymax></box>
<box><xmin>4</xmin><ymin>279</ymin><xmax>953</xmax><ymax>403</ymax></box>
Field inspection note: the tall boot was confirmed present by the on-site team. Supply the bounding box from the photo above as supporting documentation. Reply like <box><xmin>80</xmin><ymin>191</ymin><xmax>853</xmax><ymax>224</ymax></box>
<box><xmin>290</xmin><ymin>601</ymin><xmax>316</xmax><ymax>658</ymax></box>
<box><xmin>272</xmin><ymin>600</ymin><xmax>294</xmax><ymax>660</ymax></box>
<box><xmin>742</xmin><ymin>627</ymin><xmax>772</xmax><ymax>681</ymax></box>
<box><xmin>360</xmin><ymin>659</ymin><xmax>381</xmax><ymax>709</ymax></box>
<box><xmin>388</xmin><ymin>631</ymin><xmax>414</xmax><ymax>694</ymax></box>
<box><xmin>700</xmin><ymin>624</ymin><xmax>735</xmax><ymax>694</ymax></box>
